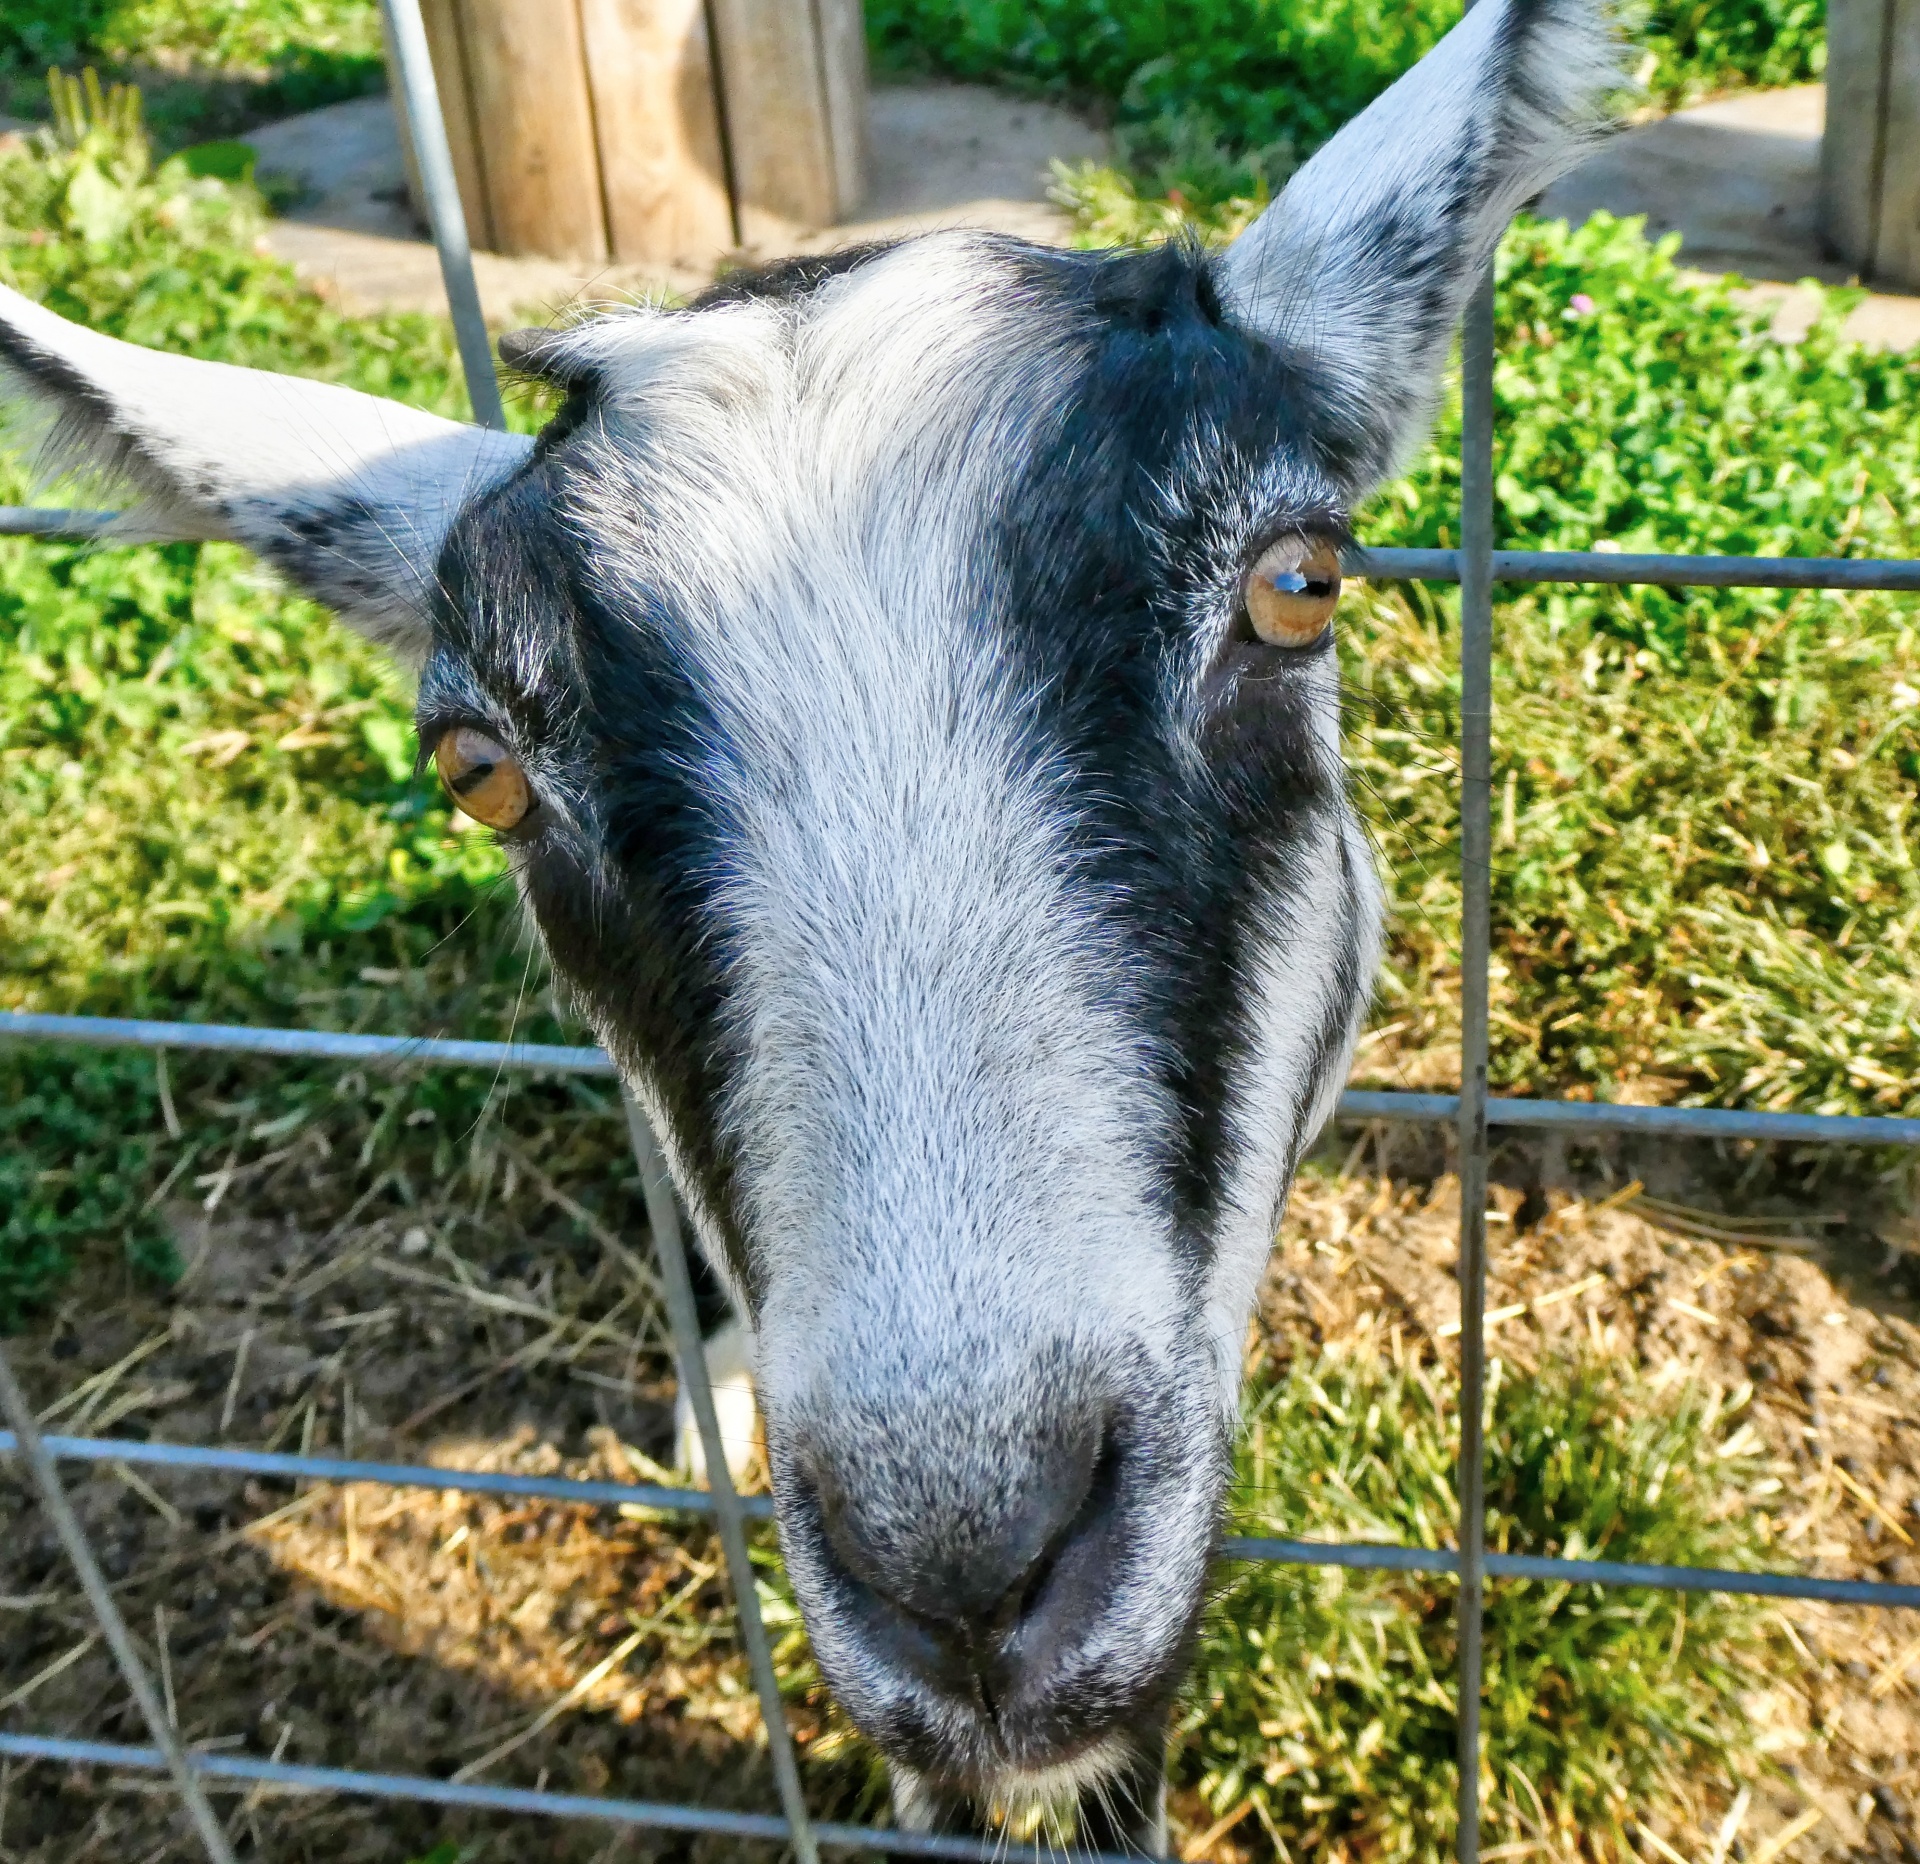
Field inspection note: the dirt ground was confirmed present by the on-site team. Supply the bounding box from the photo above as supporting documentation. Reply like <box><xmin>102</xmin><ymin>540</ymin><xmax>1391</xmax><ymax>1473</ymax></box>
<box><xmin>2</xmin><ymin>1136</ymin><xmax>1918</xmax><ymax>1864</ymax></box>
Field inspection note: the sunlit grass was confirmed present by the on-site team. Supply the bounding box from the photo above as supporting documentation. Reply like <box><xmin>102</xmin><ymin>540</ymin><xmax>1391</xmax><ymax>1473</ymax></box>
<box><xmin>1183</xmin><ymin>1344</ymin><xmax>1782</xmax><ymax>1862</ymax></box>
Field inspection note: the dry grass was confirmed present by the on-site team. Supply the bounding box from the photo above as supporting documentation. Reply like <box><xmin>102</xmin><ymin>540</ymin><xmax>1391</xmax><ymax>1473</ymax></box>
<box><xmin>3</xmin><ymin>1153</ymin><xmax>1918</xmax><ymax>1861</ymax></box>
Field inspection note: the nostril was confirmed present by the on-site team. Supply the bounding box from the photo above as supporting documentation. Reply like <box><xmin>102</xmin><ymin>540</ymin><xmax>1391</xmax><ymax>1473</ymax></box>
<box><xmin>1006</xmin><ymin>1424</ymin><xmax>1125</xmax><ymax>1631</ymax></box>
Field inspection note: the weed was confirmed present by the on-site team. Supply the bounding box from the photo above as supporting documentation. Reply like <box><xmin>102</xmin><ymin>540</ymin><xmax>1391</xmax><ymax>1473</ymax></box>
<box><xmin>1</xmin><ymin>0</ymin><xmax>383</xmax><ymax>143</ymax></box>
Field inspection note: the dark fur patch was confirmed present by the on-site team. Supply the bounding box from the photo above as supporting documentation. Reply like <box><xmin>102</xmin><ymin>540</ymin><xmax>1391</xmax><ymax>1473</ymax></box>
<box><xmin>977</xmin><ymin>240</ymin><xmax>1351</xmax><ymax>1244</ymax></box>
<box><xmin>420</xmin><ymin>465</ymin><xmax>760</xmax><ymax>1295</ymax></box>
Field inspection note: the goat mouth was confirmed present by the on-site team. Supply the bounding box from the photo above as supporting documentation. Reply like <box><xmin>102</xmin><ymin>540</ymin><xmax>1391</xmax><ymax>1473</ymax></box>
<box><xmin>763</xmin><ymin>1359</ymin><xmax>1227</xmax><ymax>1782</ymax></box>
<box><xmin>872</xmin><ymin>1650</ymin><xmax>1195</xmax><ymax>1801</ymax></box>
<box><xmin>781</xmin><ymin>1514</ymin><xmax>1207</xmax><ymax>1787</ymax></box>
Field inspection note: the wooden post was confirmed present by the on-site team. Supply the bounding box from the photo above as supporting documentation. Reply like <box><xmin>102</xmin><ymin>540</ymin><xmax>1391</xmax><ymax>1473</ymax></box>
<box><xmin>816</xmin><ymin>0</ymin><xmax>872</xmax><ymax>223</ymax></box>
<box><xmin>387</xmin><ymin>0</ymin><xmax>866</xmax><ymax>271</ymax></box>
<box><xmin>1821</xmin><ymin>0</ymin><xmax>1920</xmax><ymax>290</ymax></box>
<box><xmin>581</xmin><ymin>0</ymin><xmax>736</xmax><ymax>263</ymax></box>
<box><xmin>707</xmin><ymin>0</ymin><xmax>865</xmax><ymax>239</ymax></box>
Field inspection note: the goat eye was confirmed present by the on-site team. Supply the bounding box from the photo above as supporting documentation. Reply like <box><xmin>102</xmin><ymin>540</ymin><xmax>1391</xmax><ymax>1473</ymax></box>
<box><xmin>1242</xmin><ymin>535</ymin><xmax>1342</xmax><ymax>647</ymax></box>
<box><xmin>434</xmin><ymin>727</ymin><xmax>532</xmax><ymax>831</ymax></box>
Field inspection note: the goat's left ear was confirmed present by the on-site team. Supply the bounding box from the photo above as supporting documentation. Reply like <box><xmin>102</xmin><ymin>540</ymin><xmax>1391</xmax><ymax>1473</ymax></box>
<box><xmin>0</xmin><ymin>283</ymin><xmax>532</xmax><ymax>660</ymax></box>
<box><xmin>1219</xmin><ymin>0</ymin><xmax>1626</xmax><ymax>492</ymax></box>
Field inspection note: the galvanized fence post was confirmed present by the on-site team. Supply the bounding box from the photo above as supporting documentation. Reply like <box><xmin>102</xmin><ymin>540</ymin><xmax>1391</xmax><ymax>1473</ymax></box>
<box><xmin>378</xmin><ymin>0</ymin><xmax>508</xmax><ymax>432</ymax></box>
<box><xmin>1453</xmin><ymin>262</ymin><xmax>1499</xmax><ymax>1864</ymax></box>
<box><xmin>622</xmin><ymin>1092</ymin><xmax>823</xmax><ymax>1864</ymax></box>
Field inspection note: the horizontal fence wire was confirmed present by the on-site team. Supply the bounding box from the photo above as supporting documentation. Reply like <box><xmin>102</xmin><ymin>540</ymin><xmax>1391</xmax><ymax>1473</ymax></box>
<box><xmin>9</xmin><ymin>506</ymin><xmax>1920</xmax><ymax>590</ymax></box>
<box><xmin>1347</xmin><ymin>545</ymin><xmax>1920</xmax><ymax>591</ymax></box>
<box><xmin>4</xmin><ymin>1430</ymin><xmax>1917</xmax><ymax>1611</ymax></box>
<box><xmin>9</xmin><ymin>1011</ymin><xmax>1920</xmax><ymax>1147</ymax></box>
<box><xmin>0</xmin><ymin>1731</ymin><xmax>1151</xmax><ymax>1864</ymax></box>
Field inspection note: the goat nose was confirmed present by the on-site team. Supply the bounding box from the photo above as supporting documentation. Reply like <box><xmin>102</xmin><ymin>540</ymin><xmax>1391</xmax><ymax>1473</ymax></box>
<box><xmin>803</xmin><ymin>1412</ymin><xmax>1117</xmax><ymax>1682</ymax></box>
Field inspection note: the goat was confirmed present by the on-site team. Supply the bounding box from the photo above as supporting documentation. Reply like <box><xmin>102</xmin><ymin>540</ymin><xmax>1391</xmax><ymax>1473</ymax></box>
<box><xmin>0</xmin><ymin>0</ymin><xmax>1620</xmax><ymax>1844</ymax></box>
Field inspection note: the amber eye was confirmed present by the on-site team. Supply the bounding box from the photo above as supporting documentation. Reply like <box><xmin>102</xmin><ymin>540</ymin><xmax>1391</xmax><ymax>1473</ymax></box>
<box><xmin>1242</xmin><ymin>534</ymin><xmax>1342</xmax><ymax>647</ymax></box>
<box><xmin>434</xmin><ymin>727</ymin><xmax>532</xmax><ymax>831</ymax></box>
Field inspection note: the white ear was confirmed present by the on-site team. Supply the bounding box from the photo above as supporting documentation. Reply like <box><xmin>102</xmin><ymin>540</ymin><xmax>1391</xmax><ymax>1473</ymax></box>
<box><xmin>1219</xmin><ymin>0</ymin><xmax>1625</xmax><ymax>492</ymax></box>
<box><xmin>0</xmin><ymin>283</ymin><xmax>532</xmax><ymax>659</ymax></box>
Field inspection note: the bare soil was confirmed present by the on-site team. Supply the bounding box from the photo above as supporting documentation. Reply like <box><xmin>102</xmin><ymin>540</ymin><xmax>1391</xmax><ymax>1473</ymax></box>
<box><xmin>2</xmin><ymin>1153</ymin><xmax>1918</xmax><ymax>1863</ymax></box>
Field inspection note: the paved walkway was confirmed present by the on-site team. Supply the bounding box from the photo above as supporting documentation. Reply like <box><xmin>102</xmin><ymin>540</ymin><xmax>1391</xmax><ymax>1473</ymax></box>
<box><xmin>21</xmin><ymin>76</ymin><xmax>1916</xmax><ymax>349</ymax></box>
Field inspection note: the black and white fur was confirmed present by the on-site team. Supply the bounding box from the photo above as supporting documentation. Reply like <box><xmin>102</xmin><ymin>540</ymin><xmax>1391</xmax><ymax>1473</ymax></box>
<box><xmin>0</xmin><ymin>0</ymin><xmax>1620</xmax><ymax>1845</ymax></box>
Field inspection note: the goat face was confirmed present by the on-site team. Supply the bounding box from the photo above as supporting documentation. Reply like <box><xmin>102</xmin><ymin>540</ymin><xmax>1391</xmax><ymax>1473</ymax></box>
<box><xmin>432</xmin><ymin>229</ymin><xmax>1374</xmax><ymax>1800</ymax></box>
<box><xmin>0</xmin><ymin>0</ymin><xmax>1619</xmax><ymax>1831</ymax></box>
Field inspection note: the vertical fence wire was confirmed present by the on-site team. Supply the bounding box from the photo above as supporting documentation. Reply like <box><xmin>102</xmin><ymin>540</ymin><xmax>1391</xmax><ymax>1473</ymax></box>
<box><xmin>0</xmin><ymin>1350</ymin><xmax>240</xmax><ymax>1864</ymax></box>
<box><xmin>1453</xmin><ymin>263</ymin><xmax>1499</xmax><ymax>1864</ymax></box>
<box><xmin>378</xmin><ymin>0</ymin><xmax>507</xmax><ymax>431</ymax></box>
<box><xmin>623</xmin><ymin>1094</ymin><xmax>823</xmax><ymax>1864</ymax></box>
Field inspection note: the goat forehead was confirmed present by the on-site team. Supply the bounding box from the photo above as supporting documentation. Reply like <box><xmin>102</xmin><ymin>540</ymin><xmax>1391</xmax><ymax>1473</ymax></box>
<box><xmin>558</xmin><ymin>235</ymin><xmax>1089</xmax><ymax>515</ymax></box>
<box><xmin>521</xmin><ymin>234</ymin><xmax>1344</xmax><ymax>675</ymax></box>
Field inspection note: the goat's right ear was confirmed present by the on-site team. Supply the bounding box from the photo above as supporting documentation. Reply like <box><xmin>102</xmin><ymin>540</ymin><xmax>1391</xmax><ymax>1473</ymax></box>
<box><xmin>1217</xmin><ymin>0</ymin><xmax>1626</xmax><ymax>494</ymax></box>
<box><xmin>0</xmin><ymin>283</ymin><xmax>532</xmax><ymax>660</ymax></box>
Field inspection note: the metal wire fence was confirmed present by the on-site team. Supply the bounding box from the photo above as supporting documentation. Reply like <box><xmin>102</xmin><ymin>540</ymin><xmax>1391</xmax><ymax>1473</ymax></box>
<box><xmin>2</xmin><ymin>1</ymin><xmax>1919</xmax><ymax>1857</ymax></box>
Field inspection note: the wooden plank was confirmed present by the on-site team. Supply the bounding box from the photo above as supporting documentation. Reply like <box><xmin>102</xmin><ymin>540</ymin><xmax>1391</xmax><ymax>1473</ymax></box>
<box><xmin>1882</xmin><ymin>0</ymin><xmax>1920</xmax><ymax>287</ymax></box>
<box><xmin>1821</xmin><ymin>0</ymin><xmax>1888</xmax><ymax>276</ymax></box>
<box><xmin>1821</xmin><ymin>0</ymin><xmax>1920</xmax><ymax>289</ymax></box>
<box><xmin>814</xmin><ymin>0</ymin><xmax>870</xmax><ymax>219</ymax></box>
<box><xmin>425</xmin><ymin>0</ymin><xmax>492</xmax><ymax>250</ymax></box>
<box><xmin>707</xmin><ymin>0</ymin><xmax>838</xmax><ymax>235</ymax></box>
<box><xmin>580</xmin><ymin>0</ymin><xmax>737</xmax><ymax>266</ymax></box>
<box><xmin>454</xmin><ymin>0</ymin><xmax>608</xmax><ymax>262</ymax></box>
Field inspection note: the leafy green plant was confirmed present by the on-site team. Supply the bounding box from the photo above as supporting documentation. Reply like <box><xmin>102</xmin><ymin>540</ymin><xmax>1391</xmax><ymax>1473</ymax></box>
<box><xmin>9</xmin><ymin>0</ymin><xmax>1824</xmax><ymax>175</ymax></box>
<box><xmin>1183</xmin><ymin>1347</ymin><xmax>1780</xmax><ymax>1862</ymax></box>
<box><xmin>402</xmin><ymin>1843</ymin><xmax>465</xmax><ymax>1864</ymax></box>
<box><xmin>0</xmin><ymin>80</ymin><xmax>562</xmax><ymax>1322</ymax></box>
<box><xmin>0</xmin><ymin>1046</ymin><xmax>180</xmax><ymax>1322</ymax></box>
<box><xmin>1350</xmin><ymin>214</ymin><xmax>1920</xmax><ymax>1119</ymax></box>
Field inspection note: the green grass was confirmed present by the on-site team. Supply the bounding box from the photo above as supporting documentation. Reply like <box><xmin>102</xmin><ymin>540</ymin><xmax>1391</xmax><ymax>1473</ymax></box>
<box><xmin>0</xmin><ymin>91</ymin><xmax>568</xmax><ymax>1322</ymax></box>
<box><xmin>1182</xmin><ymin>1345</ymin><xmax>1780</xmax><ymax>1862</ymax></box>
<box><xmin>765</xmin><ymin>1343</ymin><xmax>1785</xmax><ymax>1858</ymax></box>
<box><xmin>1352</xmin><ymin>214</ymin><xmax>1920</xmax><ymax>1119</ymax></box>
<box><xmin>1</xmin><ymin>0</ymin><xmax>383</xmax><ymax>144</ymax></box>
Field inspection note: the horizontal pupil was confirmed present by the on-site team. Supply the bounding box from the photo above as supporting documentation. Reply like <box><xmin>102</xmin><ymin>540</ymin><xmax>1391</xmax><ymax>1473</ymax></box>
<box><xmin>1268</xmin><ymin>571</ymin><xmax>1336</xmax><ymax>598</ymax></box>
<box><xmin>450</xmin><ymin>760</ymin><xmax>497</xmax><ymax>796</ymax></box>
